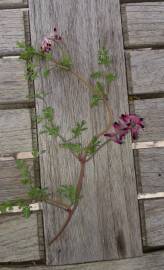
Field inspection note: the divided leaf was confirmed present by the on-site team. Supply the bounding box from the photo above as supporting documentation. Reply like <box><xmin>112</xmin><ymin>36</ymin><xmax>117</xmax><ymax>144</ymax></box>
<box><xmin>71</xmin><ymin>120</ymin><xmax>87</xmax><ymax>138</ymax></box>
<box><xmin>57</xmin><ymin>185</ymin><xmax>78</xmax><ymax>204</ymax></box>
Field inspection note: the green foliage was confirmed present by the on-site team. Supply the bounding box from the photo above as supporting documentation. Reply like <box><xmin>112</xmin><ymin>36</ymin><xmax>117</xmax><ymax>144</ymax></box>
<box><xmin>43</xmin><ymin>68</ymin><xmax>50</xmax><ymax>78</ymax></box>
<box><xmin>90</xmin><ymin>71</ymin><xmax>103</xmax><ymax>79</ymax></box>
<box><xmin>98</xmin><ymin>48</ymin><xmax>110</xmax><ymax>65</ymax></box>
<box><xmin>105</xmin><ymin>73</ymin><xmax>116</xmax><ymax>83</ymax></box>
<box><xmin>42</xmin><ymin>107</ymin><xmax>54</xmax><ymax>121</ymax></box>
<box><xmin>16</xmin><ymin>160</ymin><xmax>32</xmax><ymax>185</ymax></box>
<box><xmin>95</xmin><ymin>81</ymin><xmax>105</xmax><ymax>96</ymax></box>
<box><xmin>61</xmin><ymin>143</ymin><xmax>82</xmax><ymax>154</ymax></box>
<box><xmin>57</xmin><ymin>185</ymin><xmax>78</xmax><ymax>204</ymax></box>
<box><xmin>28</xmin><ymin>187</ymin><xmax>48</xmax><ymax>201</ymax></box>
<box><xmin>71</xmin><ymin>120</ymin><xmax>87</xmax><ymax>138</ymax></box>
<box><xmin>59</xmin><ymin>55</ymin><xmax>72</xmax><ymax>69</ymax></box>
<box><xmin>26</xmin><ymin>62</ymin><xmax>38</xmax><ymax>81</ymax></box>
<box><xmin>0</xmin><ymin>201</ymin><xmax>13</xmax><ymax>214</ymax></box>
<box><xmin>90</xmin><ymin>95</ymin><xmax>103</xmax><ymax>107</ymax></box>
<box><xmin>41</xmin><ymin>125</ymin><xmax>60</xmax><ymax>137</ymax></box>
<box><xmin>84</xmin><ymin>136</ymin><xmax>101</xmax><ymax>155</ymax></box>
<box><xmin>22</xmin><ymin>205</ymin><xmax>31</xmax><ymax>218</ymax></box>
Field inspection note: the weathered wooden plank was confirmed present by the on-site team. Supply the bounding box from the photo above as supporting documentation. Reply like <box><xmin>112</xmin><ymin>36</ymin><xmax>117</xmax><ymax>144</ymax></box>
<box><xmin>121</xmin><ymin>3</ymin><xmax>164</xmax><ymax>48</ymax></box>
<box><xmin>0</xmin><ymin>0</ymin><xmax>28</xmax><ymax>8</ymax></box>
<box><xmin>0</xmin><ymin>58</ymin><xmax>29</xmax><ymax>103</ymax></box>
<box><xmin>0</xmin><ymin>9</ymin><xmax>25</xmax><ymax>56</ymax></box>
<box><xmin>134</xmin><ymin>148</ymin><xmax>164</xmax><ymax>194</ymax></box>
<box><xmin>126</xmin><ymin>49</ymin><xmax>164</xmax><ymax>94</ymax></box>
<box><xmin>132</xmin><ymin>98</ymin><xmax>164</xmax><ymax>142</ymax></box>
<box><xmin>0</xmin><ymin>213</ymin><xmax>43</xmax><ymax>262</ymax></box>
<box><xmin>2</xmin><ymin>251</ymin><xmax>164</xmax><ymax>270</ymax></box>
<box><xmin>29</xmin><ymin>0</ymin><xmax>142</xmax><ymax>265</ymax></box>
<box><xmin>0</xmin><ymin>109</ymin><xmax>32</xmax><ymax>154</ymax></box>
<box><xmin>143</xmin><ymin>199</ymin><xmax>164</xmax><ymax>247</ymax></box>
<box><xmin>0</xmin><ymin>159</ymin><xmax>34</xmax><ymax>202</ymax></box>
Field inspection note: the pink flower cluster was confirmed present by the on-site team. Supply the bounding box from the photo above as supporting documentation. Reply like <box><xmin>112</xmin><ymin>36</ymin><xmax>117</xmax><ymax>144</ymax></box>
<box><xmin>104</xmin><ymin>114</ymin><xmax>144</xmax><ymax>144</ymax></box>
<box><xmin>41</xmin><ymin>27</ymin><xmax>62</xmax><ymax>53</ymax></box>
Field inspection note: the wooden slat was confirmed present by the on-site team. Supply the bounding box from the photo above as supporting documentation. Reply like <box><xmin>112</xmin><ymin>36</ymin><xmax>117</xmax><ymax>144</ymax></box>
<box><xmin>29</xmin><ymin>0</ymin><xmax>142</xmax><ymax>265</ymax></box>
<box><xmin>0</xmin><ymin>0</ymin><xmax>28</xmax><ymax>8</ymax></box>
<box><xmin>0</xmin><ymin>213</ymin><xmax>43</xmax><ymax>262</ymax></box>
<box><xmin>0</xmin><ymin>58</ymin><xmax>29</xmax><ymax>104</ymax></box>
<box><xmin>0</xmin><ymin>159</ymin><xmax>34</xmax><ymax>202</ymax></box>
<box><xmin>0</xmin><ymin>9</ymin><xmax>25</xmax><ymax>56</ymax></box>
<box><xmin>121</xmin><ymin>3</ymin><xmax>164</xmax><ymax>48</ymax></box>
<box><xmin>126</xmin><ymin>49</ymin><xmax>164</xmax><ymax>94</ymax></box>
<box><xmin>2</xmin><ymin>251</ymin><xmax>164</xmax><ymax>270</ymax></box>
<box><xmin>143</xmin><ymin>199</ymin><xmax>164</xmax><ymax>247</ymax></box>
<box><xmin>134</xmin><ymin>148</ymin><xmax>164</xmax><ymax>194</ymax></box>
<box><xmin>0</xmin><ymin>109</ymin><xmax>32</xmax><ymax>154</ymax></box>
<box><xmin>132</xmin><ymin>98</ymin><xmax>164</xmax><ymax>142</ymax></box>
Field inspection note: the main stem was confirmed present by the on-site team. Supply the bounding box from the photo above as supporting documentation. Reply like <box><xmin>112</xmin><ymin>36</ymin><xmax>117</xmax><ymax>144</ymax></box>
<box><xmin>49</xmin><ymin>160</ymin><xmax>86</xmax><ymax>245</ymax></box>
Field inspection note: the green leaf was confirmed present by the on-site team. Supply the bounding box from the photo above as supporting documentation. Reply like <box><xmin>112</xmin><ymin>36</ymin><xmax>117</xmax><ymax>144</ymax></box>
<box><xmin>59</xmin><ymin>55</ymin><xmax>72</xmax><ymax>69</ymax></box>
<box><xmin>28</xmin><ymin>187</ymin><xmax>48</xmax><ymax>201</ymax></box>
<box><xmin>22</xmin><ymin>205</ymin><xmax>31</xmax><ymax>218</ymax></box>
<box><xmin>90</xmin><ymin>95</ymin><xmax>102</xmax><ymax>107</ymax></box>
<box><xmin>90</xmin><ymin>71</ymin><xmax>103</xmax><ymax>79</ymax></box>
<box><xmin>84</xmin><ymin>136</ymin><xmax>101</xmax><ymax>155</ymax></box>
<box><xmin>95</xmin><ymin>81</ymin><xmax>105</xmax><ymax>96</ymax></box>
<box><xmin>16</xmin><ymin>41</ymin><xmax>26</xmax><ymax>49</ymax></box>
<box><xmin>32</xmin><ymin>149</ymin><xmax>39</xmax><ymax>158</ymax></box>
<box><xmin>105</xmin><ymin>73</ymin><xmax>116</xmax><ymax>83</ymax></box>
<box><xmin>42</xmin><ymin>125</ymin><xmax>60</xmax><ymax>137</ymax></box>
<box><xmin>57</xmin><ymin>185</ymin><xmax>78</xmax><ymax>204</ymax></box>
<box><xmin>16</xmin><ymin>160</ymin><xmax>32</xmax><ymax>185</ymax></box>
<box><xmin>98</xmin><ymin>48</ymin><xmax>110</xmax><ymax>65</ymax></box>
<box><xmin>42</xmin><ymin>107</ymin><xmax>54</xmax><ymax>121</ymax></box>
<box><xmin>61</xmin><ymin>143</ymin><xmax>82</xmax><ymax>154</ymax></box>
<box><xmin>43</xmin><ymin>68</ymin><xmax>50</xmax><ymax>78</ymax></box>
<box><xmin>71</xmin><ymin>120</ymin><xmax>87</xmax><ymax>138</ymax></box>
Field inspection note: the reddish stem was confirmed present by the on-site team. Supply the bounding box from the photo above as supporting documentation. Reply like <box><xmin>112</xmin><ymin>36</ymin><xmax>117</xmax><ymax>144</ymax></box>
<box><xmin>49</xmin><ymin>160</ymin><xmax>86</xmax><ymax>245</ymax></box>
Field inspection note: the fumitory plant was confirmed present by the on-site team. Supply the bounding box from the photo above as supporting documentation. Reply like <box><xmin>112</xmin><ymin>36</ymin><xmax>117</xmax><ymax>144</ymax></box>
<box><xmin>0</xmin><ymin>27</ymin><xmax>144</xmax><ymax>245</ymax></box>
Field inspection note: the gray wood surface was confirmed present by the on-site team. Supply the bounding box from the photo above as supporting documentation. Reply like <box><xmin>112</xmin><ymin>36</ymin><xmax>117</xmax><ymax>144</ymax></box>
<box><xmin>0</xmin><ymin>109</ymin><xmax>32</xmax><ymax>154</ymax></box>
<box><xmin>131</xmin><ymin>98</ymin><xmax>164</xmax><ymax>142</ymax></box>
<box><xmin>126</xmin><ymin>49</ymin><xmax>164</xmax><ymax>94</ymax></box>
<box><xmin>0</xmin><ymin>9</ymin><xmax>25</xmax><ymax>56</ymax></box>
<box><xmin>2</xmin><ymin>251</ymin><xmax>164</xmax><ymax>270</ymax></box>
<box><xmin>121</xmin><ymin>3</ymin><xmax>164</xmax><ymax>48</ymax></box>
<box><xmin>0</xmin><ymin>213</ymin><xmax>43</xmax><ymax>262</ymax></box>
<box><xmin>0</xmin><ymin>58</ymin><xmax>29</xmax><ymax>104</ymax></box>
<box><xmin>0</xmin><ymin>159</ymin><xmax>34</xmax><ymax>202</ymax></box>
<box><xmin>0</xmin><ymin>0</ymin><xmax>28</xmax><ymax>8</ymax></box>
<box><xmin>134</xmin><ymin>148</ymin><xmax>164</xmax><ymax>193</ymax></box>
<box><xmin>143</xmin><ymin>199</ymin><xmax>164</xmax><ymax>247</ymax></box>
<box><xmin>29</xmin><ymin>0</ymin><xmax>142</xmax><ymax>265</ymax></box>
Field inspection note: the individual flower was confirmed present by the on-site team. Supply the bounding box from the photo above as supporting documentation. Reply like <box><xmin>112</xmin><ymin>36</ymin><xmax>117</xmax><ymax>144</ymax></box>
<box><xmin>104</xmin><ymin>114</ymin><xmax>144</xmax><ymax>144</ymax></box>
<box><xmin>41</xmin><ymin>27</ymin><xmax>62</xmax><ymax>53</ymax></box>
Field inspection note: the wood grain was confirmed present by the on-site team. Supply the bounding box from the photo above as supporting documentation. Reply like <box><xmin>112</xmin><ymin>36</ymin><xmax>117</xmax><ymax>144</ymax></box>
<box><xmin>0</xmin><ymin>58</ymin><xmax>29</xmax><ymax>104</ymax></box>
<box><xmin>0</xmin><ymin>109</ymin><xmax>32</xmax><ymax>154</ymax></box>
<box><xmin>0</xmin><ymin>0</ymin><xmax>28</xmax><ymax>8</ymax></box>
<box><xmin>121</xmin><ymin>3</ymin><xmax>164</xmax><ymax>48</ymax></box>
<box><xmin>2</xmin><ymin>251</ymin><xmax>164</xmax><ymax>269</ymax></box>
<box><xmin>29</xmin><ymin>0</ymin><xmax>142</xmax><ymax>265</ymax></box>
<box><xmin>131</xmin><ymin>98</ymin><xmax>164</xmax><ymax>142</ymax></box>
<box><xmin>0</xmin><ymin>9</ymin><xmax>25</xmax><ymax>56</ymax></box>
<box><xmin>126</xmin><ymin>49</ymin><xmax>164</xmax><ymax>94</ymax></box>
<box><xmin>0</xmin><ymin>159</ymin><xmax>34</xmax><ymax>202</ymax></box>
<box><xmin>0</xmin><ymin>213</ymin><xmax>43</xmax><ymax>262</ymax></box>
<box><xmin>134</xmin><ymin>148</ymin><xmax>164</xmax><ymax>194</ymax></box>
<box><xmin>143</xmin><ymin>199</ymin><xmax>164</xmax><ymax>247</ymax></box>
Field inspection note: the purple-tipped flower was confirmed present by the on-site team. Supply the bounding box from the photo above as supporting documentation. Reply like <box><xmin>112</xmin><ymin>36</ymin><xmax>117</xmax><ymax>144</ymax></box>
<box><xmin>41</xmin><ymin>26</ymin><xmax>62</xmax><ymax>53</ymax></box>
<box><xmin>104</xmin><ymin>114</ymin><xmax>144</xmax><ymax>144</ymax></box>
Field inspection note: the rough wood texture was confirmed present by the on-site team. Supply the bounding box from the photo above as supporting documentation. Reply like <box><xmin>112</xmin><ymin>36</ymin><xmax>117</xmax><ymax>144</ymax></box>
<box><xmin>0</xmin><ymin>9</ymin><xmax>25</xmax><ymax>56</ymax></box>
<box><xmin>0</xmin><ymin>213</ymin><xmax>42</xmax><ymax>262</ymax></box>
<box><xmin>121</xmin><ymin>3</ymin><xmax>164</xmax><ymax>48</ymax></box>
<box><xmin>134</xmin><ymin>148</ymin><xmax>164</xmax><ymax>193</ymax></box>
<box><xmin>143</xmin><ymin>199</ymin><xmax>164</xmax><ymax>247</ymax></box>
<box><xmin>0</xmin><ymin>159</ymin><xmax>34</xmax><ymax>202</ymax></box>
<box><xmin>29</xmin><ymin>0</ymin><xmax>142</xmax><ymax>265</ymax></box>
<box><xmin>2</xmin><ymin>251</ymin><xmax>164</xmax><ymax>269</ymax></box>
<box><xmin>126</xmin><ymin>49</ymin><xmax>164</xmax><ymax>94</ymax></box>
<box><xmin>131</xmin><ymin>98</ymin><xmax>164</xmax><ymax>142</ymax></box>
<box><xmin>0</xmin><ymin>0</ymin><xmax>28</xmax><ymax>8</ymax></box>
<box><xmin>0</xmin><ymin>109</ymin><xmax>32</xmax><ymax>154</ymax></box>
<box><xmin>0</xmin><ymin>58</ymin><xmax>29</xmax><ymax>103</ymax></box>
